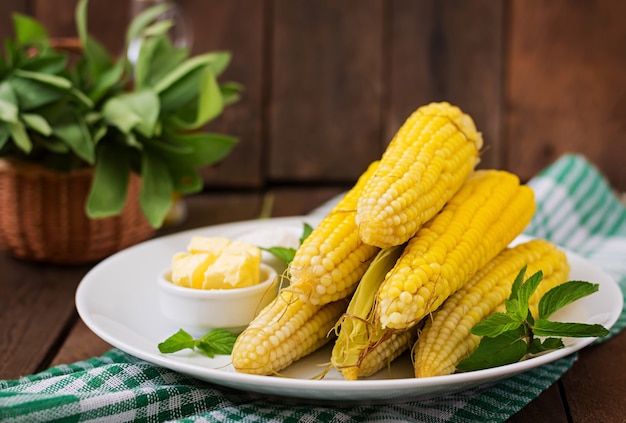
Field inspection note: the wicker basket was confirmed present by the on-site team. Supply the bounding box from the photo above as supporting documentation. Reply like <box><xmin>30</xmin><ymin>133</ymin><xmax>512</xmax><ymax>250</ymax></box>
<box><xmin>0</xmin><ymin>159</ymin><xmax>155</xmax><ymax>264</ymax></box>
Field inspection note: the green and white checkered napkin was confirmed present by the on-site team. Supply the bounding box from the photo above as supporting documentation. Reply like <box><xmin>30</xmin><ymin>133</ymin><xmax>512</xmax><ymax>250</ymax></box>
<box><xmin>2</xmin><ymin>154</ymin><xmax>625</xmax><ymax>423</ymax></box>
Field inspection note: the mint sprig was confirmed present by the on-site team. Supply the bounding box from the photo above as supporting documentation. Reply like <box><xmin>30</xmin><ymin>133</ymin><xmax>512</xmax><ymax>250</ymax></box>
<box><xmin>158</xmin><ymin>328</ymin><xmax>237</xmax><ymax>358</ymax></box>
<box><xmin>457</xmin><ymin>266</ymin><xmax>610</xmax><ymax>372</ymax></box>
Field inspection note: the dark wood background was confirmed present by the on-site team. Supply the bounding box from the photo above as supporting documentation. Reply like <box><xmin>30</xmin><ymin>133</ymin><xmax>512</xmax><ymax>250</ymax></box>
<box><xmin>2</xmin><ymin>0</ymin><xmax>625</xmax><ymax>218</ymax></box>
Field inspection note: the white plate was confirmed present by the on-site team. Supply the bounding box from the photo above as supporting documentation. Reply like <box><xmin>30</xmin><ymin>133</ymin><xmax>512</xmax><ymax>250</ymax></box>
<box><xmin>76</xmin><ymin>216</ymin><xmax>623</xmax><ymax>403</ymax></box>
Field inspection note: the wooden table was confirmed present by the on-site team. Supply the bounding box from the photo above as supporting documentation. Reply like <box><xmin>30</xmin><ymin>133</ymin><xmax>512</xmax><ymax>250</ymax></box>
<box><xmin>1</xmin><ymin>194</ymin><xmax>625</xmax><ymax>422</ymax></box>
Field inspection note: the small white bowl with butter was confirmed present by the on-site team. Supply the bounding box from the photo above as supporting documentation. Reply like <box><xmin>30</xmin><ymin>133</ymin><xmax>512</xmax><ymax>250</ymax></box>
<box><xmin>158</xmin><ymin>236</ymin><xmax>280</xmax><ymax>333</ymax></box>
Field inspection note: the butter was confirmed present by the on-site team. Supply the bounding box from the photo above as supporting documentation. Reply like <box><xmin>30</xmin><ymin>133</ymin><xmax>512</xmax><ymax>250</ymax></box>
<box><xmin>202</xmin><ymin>240</ymin><xmax>262</xmax><ymax>289</ymax></box>
<box><xmin>170</xmin><ymin>252</ymin><xmax>213</xmax><ymax>288</ymax></box>
<box><xmin>187</xmin><ymin>236</ymin><xmax>231</xmax><ymax>255</ymax></box>
<box><xmin>170</xmin><ymin>236</ymin><xmax>262</xmax><ymax>290</ymax></box>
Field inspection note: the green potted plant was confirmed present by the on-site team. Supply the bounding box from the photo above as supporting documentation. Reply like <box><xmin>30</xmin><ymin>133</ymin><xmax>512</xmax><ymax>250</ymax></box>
<box><xmin>0</xmin><ymin>0</ymin><xmax>241</xmax><ymax>263</ymax></box>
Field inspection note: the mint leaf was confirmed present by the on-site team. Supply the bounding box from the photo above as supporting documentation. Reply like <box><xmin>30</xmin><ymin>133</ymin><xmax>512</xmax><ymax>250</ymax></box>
<box><xmin>504</xmin><ymin>298</ymin><xmax>522</xmax><ymax>316</ymax></box>
<box><xmin>529</xmin><ymin>337</ymin><xmax>564</xmax><ymax>354</ymax></box>
<box><xmin>471</xmin><ymin>312</ymin><xmax>523</xmax><ymax>337</ymax></box>
<box><xmin>158</xmin><ymin>328</ymin><xmax>238</xmax><ymax>357</ymax></box>
<box><xmin>300</xmin><ymin>223</ymin><xmax>313</xmax><ymax>245</ymax></box>
<box><xmin>261</xmin><ymin>246</ymin><xmax>296</xmax><ymax>264</ymax></box>
<box><xmin>508</xmin><ymin>265</ymin><xmax>527</xmax><ymax>302</ymax></box>
<box><xmin>538</xmin><ymin>281</ymin><xmax>600</xmax><ymax>319</ymax></box>
<box><xmin>158</xmin><ymin>329</ymin><xmax>195</xmax><ymax>353</ymax></box>
<box><xmin>195</xmin><ymin>329</ymin><xmax>238</xmax><ymax>358</ymax></box>
<box><xmin>457</xmin><ymin>327</ymin><xmax>527</xmax><ymax>371</ymax></box>
<box><xmin>512</xmin><ymin>270</ymin><xmax>543</xmax><ymax>320</ymax></box>
<box><xmin>533</xmin><ymin>319</ymin><xmax>610</xmax><ymax>338</ymax></box>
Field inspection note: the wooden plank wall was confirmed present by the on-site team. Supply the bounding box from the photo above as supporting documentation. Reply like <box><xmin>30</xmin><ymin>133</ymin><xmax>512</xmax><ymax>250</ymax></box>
<box><xmin>506</xmin><ymin>0</ymin><xmax>626</xmax><ymax>189</ymax></box>
<box><xmin>2</xmin><ymin>0</ymin><xmax>625</xmax><ymax>217</ymax></box>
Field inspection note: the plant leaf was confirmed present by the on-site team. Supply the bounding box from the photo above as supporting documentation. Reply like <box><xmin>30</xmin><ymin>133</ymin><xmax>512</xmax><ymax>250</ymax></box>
<box><xmin>471</xmin><ymin>312</ymin><xmax>523</xmax><ymax>337</ymax></box>
<box><xmin>37</xmin><ymin>137</ymin><xmax>70</xmax><ymax>154</ymax></box>
<box><xmin>87</xmin><ymin>59</ymin><xmax>126</xmax><ymax>103</ymax></box>
<box><xmin>135</xmin><ymin>36</ymin><xmax>189</xmax><ymax>89</ymax></box>
<box><xmin>156</xmin><ymin>69</ymin><xmax>204</xmax><ymax>115</ymax></box>
<box><xmin>0</xmin><ymin>81</ymin><xmax>17</xmax><ymax>104</ymax></box>
<box><xmin>202</xmin><ymin>51</ymin><xmax>231</xmax><ymax>77</ymax></box>
<box><xmin>53</xmin><ymin>109</ymin><xmax>95</xmax><ymax>163</ymax></box>
<box><xmin>86</xmin><ymin>142</ymin><xmax>131</xmax><ymax>217</ymax></box>
<box><xmin>195</xmin><ymin>329</ymin><xmax>238</xmax><ymax>358</ymax></box>
<box><xmin>220</xmin><ymin>81</ymin><xmax>243</xmax><ymax>105</ymax></box>
<box><xmin>538</xmin><ymin>281</ymin><xmax>600</xmax><ymax>320</ymax></box>
<box><xmin>529</xmin><ymin>337</ymin><xmax>564</xmax><ymax>355</ymax></box>
<box><xmin>12</xmin><ymin>13</ymin><xmax>49</xmax><ymax>48</ymax></box>
<box><xmin>75</xmin><ymin>0</ymin><xmax>114</xmax><ymax>80</ymax></box>
<box><xmin>167</xmin><ymin>165</ymin><xmax>203</xmax><ymax>194</ymax></box>
<box><xmin>9</xmin><ymin>74</ymin><xmax>68</xmax><ymax>110</ymax></box>
<box><xmin>509</xmin><ymin>265</ymin><xmax>527</xmax><ymax>302</ymax></box>
<box><xmin>139</xmin><ymin>150</ymin><xmax>173</xmax><ymax>228</ymax></box>
<box><xmin>0</xmin><ymin>98</ymin><xmax>18</xmax><ymax>123</ymax></box>
<box><xmin>6</xmin><ymin>121</ymin><xmax>31</xmax><ymax>152</ymax></box>
<box><xmin>123</xmin><ymin>132</ymin><xmax>142</xmax><ymax>149</ymax></box>
<box><xmin>154</xmin><ymin>53</ymin><xmax>222</xmax><ymax>98</ymax></box>
<box><xmin>144</xmin><ymin>132</ymin><xmax>237</xmax><ymax>170</ymax></box>
<box><xmin>75</xmin><ymin>0</ymin><xmax>89</xmax><ymax>48</ymax></box>
<box><xmin>457</xmin><ymin>327</ymin><xmax>528</xmax><ymax>372</ymax></box>
<box><xmin>21</xmin><ymin>113</ymin><xmax>51</xmax><ymax>136</ymax></box>
<box><xmin>300</xmin><ymin>223</ymin><xmax>314</xmax><ymax>244</ymax></box>
<box><xmin>125</xmin><ymin>2</ymin><xmax>172</xmax><ymax>47</ymax></box>
<box><xmin>143</xmin><ymin>20</ymin><xmax>174</xmax><ymax>38</ymax></box>
<box><xmin>102</xmin><ymin>95</ymin><xmax>146</xmax><ymax>135</ymax></box>
<box><xmin>161</xmin><ymin>132</ymin><xmax>238</xmax><ymax>167</ymax></box>
<box><xmin>504</xmin><ymin>298</ymin><xmax>522</xmax><ymax>316</ymax></box>
<box><xmin>261</xmin><ymin>246</ymin><xmax>297</xmax><ymax>264</ymax></box>
<box><xmin>0</xmin><ymin>124</ymin><xmax>10</xmax><ymax>149</ymax></box>
<box><xmin>84</xmin><ymin>37</ymin><xmax>115</xmax><ymax>81</ymax></box>
<box><xmin>133</xmin><ymin>35</ymin><xmax>160</xmax><ymax>90</ymax></box>
<box><xmin>104</xmin><ymin>90</ymin><xmax>160</xmax><ymax>137</ymax></box>
<box><xmin>517</xmin><ymin>270</ymin><xmax>543</xmax><ymax>310</ymax></box>
<box><xmin>103</xmin><ymin>90</ymin><xmax>159</xmax><ymax>138</ymax></box>
<box><xmin>505</xmin><ymin>268</ymin><xmax>543</xmax><ymax>321</ymax></box>
<box><xmin>188</xmin><ymin>67</ymin><xmax>223</xmax><ymax>128</ymax></box>
<box><xmin>3</xmin><ymin>39</ymin><xmax>21</xmax><ymax>68</ymax></box>
<box><xmin>22</xmin><ymin>51</ymin><xmax>68</xmax><ymax>74</ymax></box>
<box><xmin>14</xmin><ymin>69</ymin><xmax>72</xmax><ymax>89</ymax></box>
<box><xmin>158</xmin><ymin>329</ymin><xmax>195</xmax><ymax>353</ymax></box>
<box><xmin>159</xmin><ymin>328</ymin><xmax>237</xmax><ymax>358</ymax></box>
<box><xmin>532</xmin><ymin>319</ymin><xmax>610</xmax><ymax>338</ymax></box>
<box><xmin>67</xmin><ymin>87</ymin><xmax>94</xmax><ymax>109</ymax></box>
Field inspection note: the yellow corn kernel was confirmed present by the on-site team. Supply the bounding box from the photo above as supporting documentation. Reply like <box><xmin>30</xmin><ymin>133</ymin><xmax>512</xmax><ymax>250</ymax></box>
<box><xmin>330</xmin><ymin>245</ymin><xmax>406</xmax><ymax>380</ymax></box>
<box><xmin>231</xmin><ymin>289</ymin><xmax>347</xmax><ymax>375</ymax></box>
<box><xmin>356</xmin><ymin>102</ymin><xmax>483</xmax><ymax>248</ymax></box>
<box><xmin>375</xmin><ymin>170</ymin><xmax>536</xmax><ymax>330</ymax></box>
<box><xmin>414</xmin><ymin>239</ymin><xmax>570</xmax><ymax>377</ymax></box>
<box><xmin>288</xmin><ymin>161</ymin><xmax>381</xmax><ymax>305</ymax></box>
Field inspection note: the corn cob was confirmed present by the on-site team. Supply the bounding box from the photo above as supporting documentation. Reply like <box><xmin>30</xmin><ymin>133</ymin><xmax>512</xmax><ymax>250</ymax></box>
<box><xmin>345</xmin><ymin>330</ymin><xmax>415</xmax><ymax>379</ymax></box>
<box><xmin>375</xmin><ymin>169</ymin><xmax>536</xmax><ymax>330</ymax></box>
<box><xmin>414</xmin><ymin>239</ymin><xmax>570</xmax><ymax>377</ymax></box>
<box><xmin>356</xmin><ymin>102</ymin><xmax>483</xmax><ymax>248</ymax></box>
<box><xmin>232</xmin><ymin>289</ymin><xmax>347</xmax><ymax>375</ymax></box>
<box><xmin>287</xmin><ymin>161</ymin><xmax>381</xmax><ymax>305</ymax></box>
<box><xmin>330</xmin><ymin>245</ymin><xmax>412</xmax><ymax>380</ymax></box>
